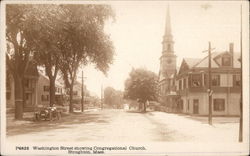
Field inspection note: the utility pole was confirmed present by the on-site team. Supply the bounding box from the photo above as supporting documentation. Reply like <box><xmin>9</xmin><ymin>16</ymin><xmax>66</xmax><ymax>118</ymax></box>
<box><xmin>203</xmin><ymin>42</ymin><xmax>215</xmax><ymax>125</ymax></box>
<box><xmin>208</xmin><ymin>42</ymin><xmax>212</xmax><ymax>125</ymax></box>
<box><xmin>81</xmin><ymin>70</ymin><xmax>85</xmax><ymax>112</ymax></box>
<box><xmin>239</xmin><ymin>4</ymin><xmax>243</xmax><ymax>142</ymax></box>
<box><xmin>101</xmin><ymin>85</ymin><xmax>103</xmax><ymax>109</ymax></box>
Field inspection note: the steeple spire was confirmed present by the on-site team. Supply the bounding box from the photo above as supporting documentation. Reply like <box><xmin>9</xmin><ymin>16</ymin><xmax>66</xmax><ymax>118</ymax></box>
<box><xmin>165</xmin><ymin>5</ymin><xmax>172</xmax><ymax>36</ymax></box>
<box><xmin>159</xmin><ymin>4</ymin><xmax>176</xmax><ymax>80</ymax></box>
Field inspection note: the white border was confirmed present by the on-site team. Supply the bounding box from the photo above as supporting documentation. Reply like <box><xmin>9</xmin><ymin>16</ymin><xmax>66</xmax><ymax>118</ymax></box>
<box><xmin>1</xmin><ymin>0</ymin><xmax>249</xmax><ymax>155</ymax></box>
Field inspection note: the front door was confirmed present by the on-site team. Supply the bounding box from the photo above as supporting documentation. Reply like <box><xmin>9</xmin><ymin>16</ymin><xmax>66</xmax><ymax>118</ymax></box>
<box><xmin>193</xmin><ymin>99</ymin><xmax>199</xmax><ymax>114</ymax></box>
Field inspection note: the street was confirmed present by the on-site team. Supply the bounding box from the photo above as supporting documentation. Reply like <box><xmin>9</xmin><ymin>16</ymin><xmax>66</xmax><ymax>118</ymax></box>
<box><xmin>6</xmin><ymin>109</ymin><xmax>239</xmax><ymax>142</ymax></box>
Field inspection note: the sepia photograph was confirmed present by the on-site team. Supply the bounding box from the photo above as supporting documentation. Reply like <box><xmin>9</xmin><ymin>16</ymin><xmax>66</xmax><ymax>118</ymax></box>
<box><xmin>0</xmin><ymin>0</ymin><xmax>249</xmax><ymax>155</ymax></box>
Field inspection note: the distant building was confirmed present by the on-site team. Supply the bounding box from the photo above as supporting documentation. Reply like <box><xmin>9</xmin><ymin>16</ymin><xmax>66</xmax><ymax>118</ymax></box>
<box><xmin>72</xmin><ymin>81</ymin><xmax>86</xmax><ymax>101</ymax></box>
<box><xmin>37</xmin><ymin>70</ymin><xmax>65</xmax><ymax>106</ymax></box>
<box><xmin>158</xmin><ymin>6</ymin><xmax>178</xmax><ymax>111</ymax></box>
<box><xmin>176</xmin><ymin>43</ymin><xmax>241</xmax><ymax>116</ymax></box>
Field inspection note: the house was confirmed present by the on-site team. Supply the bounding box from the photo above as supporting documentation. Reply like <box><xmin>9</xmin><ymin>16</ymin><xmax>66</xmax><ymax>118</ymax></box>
<box><xmin>6</xmin><ymin>62</ymin><xmax>39</xmax><ymax>112</ymax></box>
<box><xmin>37</xmin><ymin>70</ymin><xmax>66</xmax><ymax>106</ymax></box>
<box><xmin>175</xmin><ymin>43</ymin><xmax>241</xmax><ymax>116</ymax></box>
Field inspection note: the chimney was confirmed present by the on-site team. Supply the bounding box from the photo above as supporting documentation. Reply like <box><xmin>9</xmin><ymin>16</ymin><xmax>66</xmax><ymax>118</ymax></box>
<box><xmin>229</xmin><ymin>43</ymin><xmax>234</xmax><ymax>67</ymax></box>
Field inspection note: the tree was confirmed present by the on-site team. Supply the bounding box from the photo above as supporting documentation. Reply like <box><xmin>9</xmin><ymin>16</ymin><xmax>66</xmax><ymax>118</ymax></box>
<box><xmin>124</xmin><ymin>68</ymin><xmax>158</xmax><ymax>112</ymax></box>
<box><xmin>104</xmin><ymin>87</ymin><xmax>123</xmax><ymax>108</ymax></box>
<box><xmin>104</xmin><ymin>87</ymin><xmax>115</xmax><ymax>106</ymax></box>
<box><xmin>23</xmin><ymin>4</ymin><xmax>66</xmax><ymax>106</ymax></box>
<box><xmin>6</xmin><ymin>4</ymin><xmax>35</xmax><ymax>119</ymax></box>
<box><xmin>58</xmin><ymin>5</ymin><xmax>114</xmax><ymax>113</ymax></box>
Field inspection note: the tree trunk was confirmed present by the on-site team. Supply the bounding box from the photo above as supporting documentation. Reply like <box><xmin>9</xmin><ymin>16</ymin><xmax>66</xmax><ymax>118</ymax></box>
<box><xmin>143</xmin><ymin>102</ymin><xmax>146</xmax><ymax>112</ymax></box>
<box><xmin>14</xmin><ymin>76</ymin><xmax>24</xmax><ymax>119</ymax></box>
<box><xmin>69</xmin><ymin>84</ymin><xmax>74</xmax><ymax>113</ymax></box>
<box><xmin>49</xmin><ymin>78</ymin><xmax>56</xmax><ymax>106</ymax></box>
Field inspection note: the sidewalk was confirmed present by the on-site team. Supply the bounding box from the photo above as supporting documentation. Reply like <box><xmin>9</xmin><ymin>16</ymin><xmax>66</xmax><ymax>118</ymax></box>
<box><xmin>147</xmin><ymin>112</ymin><xmax>240</xmax><ymax>142</ymax></box>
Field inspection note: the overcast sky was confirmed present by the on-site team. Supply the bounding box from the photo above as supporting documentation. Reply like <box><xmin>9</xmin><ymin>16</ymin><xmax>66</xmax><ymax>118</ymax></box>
<box><xmin>79</xmin><ymin>1</ymin><xmax>246</xmax><ymax>97</ymax></box>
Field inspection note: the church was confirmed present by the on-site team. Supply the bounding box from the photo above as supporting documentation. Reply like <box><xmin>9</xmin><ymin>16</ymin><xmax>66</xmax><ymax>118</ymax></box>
<box><xmin>158</xmin><ymin>6</ymin><xmax>241</xmax><ymax>116</ymax></box>
<box><xmin>158</xmin><ymin>6</ymin><xmax>180</xmax><ymax>113</ymax></box>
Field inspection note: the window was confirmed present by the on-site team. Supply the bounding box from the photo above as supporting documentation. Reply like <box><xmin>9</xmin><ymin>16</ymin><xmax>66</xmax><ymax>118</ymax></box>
<box><xmin>24</xmin><ymin>79</ymin><xmax>30</xmax><ymax>88</ymax></box>
<box><xmin>6</xmin><ymin>79</ymin><xmax>10</xmax><ymax>90</ymax></box>
<box><xmin>179</xmin><ymin>79</ymin><xmax>182</xmax><ymax>90</ymax></box>
<box><xmin>183</xmin><ymin>78</ymin><xmax>186</xmax><ymax>89</ymax></box>
<box><xmin>6</xmin><ymin>92</ymin><xmax>11</xmax><ymax>100</ymax></box>
<box><xmin>212</xmin><ymin>75</ymin><xmax>220</xmax><ymax>86</ymax></box>
<box><xmin>26</xmin><ymin>93</ymin><xmax>29</xmax><ymax>100</ymax></box>
<box><xmin>233</xmin><ymin>75</ymin><xmax>241</xmax><ymax>87</ymax></box>
<box><xmin>44</xmin><ymin>86</ymin><xmax>50</xmax><ymax>92</ymax></box>
<box><xmin>213</xmin><ymin>99</ymin><xmax>225</xmax><ymax>111</ymax></box>
<box><xmin>222</xmin><ymin>57</ymin><xmax>231</xmax><ymax>66</ymax></box>
<box><xmin>191</xmin><ymin>74</ymin><xmax>202</xmax><ymax>87</ymax></box>
<box><xmin>41</xmin><ymin>95</ymin><xmax>49</xmax><ymax>101</ymax></box>
<box><xmin>187</xmin><ymin>99</ymin><xmax>189</xmax><ymax>110</ymax></box>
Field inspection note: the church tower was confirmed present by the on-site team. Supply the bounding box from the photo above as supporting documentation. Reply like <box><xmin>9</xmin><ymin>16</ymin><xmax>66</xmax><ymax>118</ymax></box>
<box><xmin>159</xmin><ymin>6</ymin><xmax>177</xmax><ymax>80</ymax></box>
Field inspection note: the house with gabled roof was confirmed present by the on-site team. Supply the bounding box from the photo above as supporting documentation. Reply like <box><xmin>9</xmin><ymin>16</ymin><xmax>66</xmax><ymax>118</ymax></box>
<box><xmin>175</xmin><ymin>43</ymin><xmax>241</xmax><ymax>116</ymax></box>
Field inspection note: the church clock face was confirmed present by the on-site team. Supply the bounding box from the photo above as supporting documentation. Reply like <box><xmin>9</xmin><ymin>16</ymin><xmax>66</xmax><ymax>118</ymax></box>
<box><xmin>167</xmin><ymin>58</ymin><xmax>172</xmax><ymax>64</ymax></box>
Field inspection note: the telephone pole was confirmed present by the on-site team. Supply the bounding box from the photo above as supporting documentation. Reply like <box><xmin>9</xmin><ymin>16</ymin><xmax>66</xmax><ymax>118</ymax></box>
<box><xmin>203</xmin><ymin>42</ymin><xmax>215</xmax><ymax>125</ymax></box>
<box><xmin>81</xmin><ymin>70</ymin><xmax>85</xmax><ymax>112</ymax></box>
<box><xmin>101</xmin><ymin>84</ymin><xmax>103</xmax><ymax>109</ymax></box>
<box><xmin>239</xmin><ymin>4</ymin><xmax>243</xmax><ymax>142</ymax></box>
<box><xmin>208</xmin><ymin>42</ymin><xmax>212</xmax><ymax>125</ymax></box>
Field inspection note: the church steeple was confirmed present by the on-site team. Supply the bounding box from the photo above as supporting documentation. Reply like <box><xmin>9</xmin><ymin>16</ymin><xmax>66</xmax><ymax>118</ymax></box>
<box><xmin>159</xmin><ymin>5</ymin><xmax>176</xmax><ymax>79</ymax></box>
<box><xmin>164</xmin><ymin>5</ymin><xmax>172</xmax><ymax>37</ymax></box>
<box><xmin>162</xmin><ymin>5</ymin><xmax>174</xmax><ymax>54</ymax></box>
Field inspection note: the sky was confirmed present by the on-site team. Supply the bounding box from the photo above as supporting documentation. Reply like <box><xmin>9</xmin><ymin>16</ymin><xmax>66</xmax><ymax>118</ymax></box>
<box><xmin>79</xmin><ymin>1</ymin><xmax>246</xmax><ymax>97</ymax></box>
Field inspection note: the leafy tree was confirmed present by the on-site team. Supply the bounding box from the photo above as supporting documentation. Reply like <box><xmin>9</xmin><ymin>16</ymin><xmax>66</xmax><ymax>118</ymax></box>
<box><xmin>23</xmin><ymin>4</ymin><xmax>66</xmax><ymax>106</ymax></box>
<box><xmin>104</xmin><ymin>87</ymin><xmax>123</xmax><ymax>108</ymax></box>
<box><xmin>124</xmin><ymin>68</ymin><xmax>158</xmax><ymax>112</ymax></box>
<box><xmin>58</xmin><ymin>5</ymin><xmax>115</xmax><ymax>113</ymax></box>
<box><xmin>6</xmin><ymin>4</ymin><xmax>35</xmax><ymax>119</ymax></box>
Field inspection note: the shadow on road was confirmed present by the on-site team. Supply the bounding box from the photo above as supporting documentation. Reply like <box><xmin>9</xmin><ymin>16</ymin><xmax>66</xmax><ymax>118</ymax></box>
<box><xmin>7</xmin><ymin>112</ymin><xmax>110</xmax><ymax>136</ymax></box>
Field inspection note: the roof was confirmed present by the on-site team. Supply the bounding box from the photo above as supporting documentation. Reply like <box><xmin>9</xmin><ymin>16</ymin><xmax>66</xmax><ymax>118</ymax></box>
<box><xmin>178</xmin><ymin>51</ymin><xmax>241</xmax><ymax>76</ymax></box>
<box><xmin>193</xmin><ymin>51</ymin><xmax>240</xmax><ymax>68</ymax></box>
<box><xmin>183</xmin><ymin>58</ymin><xmax>202</xmax><ymax>68</ymax></box>
<box><xmin>38</xmin><ymin>70</ymin><xmax>64</xmax><ymax>88</ymax></box>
